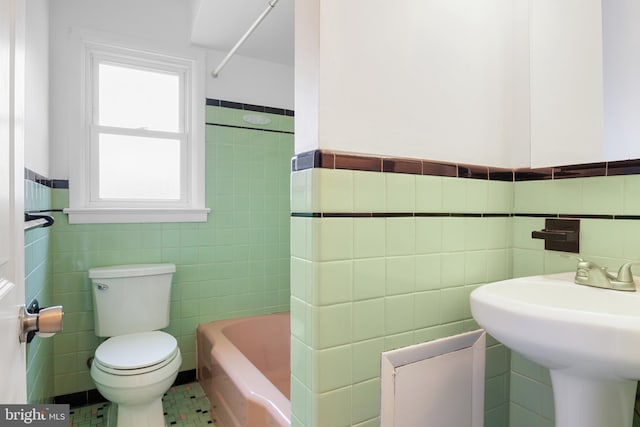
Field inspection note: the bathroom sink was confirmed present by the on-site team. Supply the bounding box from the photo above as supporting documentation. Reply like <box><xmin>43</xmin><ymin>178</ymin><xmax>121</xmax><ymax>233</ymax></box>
<box><xmin>470</xmin><ymin>272</ymin><xmax>640</xmax><ymax>427</ymax></box>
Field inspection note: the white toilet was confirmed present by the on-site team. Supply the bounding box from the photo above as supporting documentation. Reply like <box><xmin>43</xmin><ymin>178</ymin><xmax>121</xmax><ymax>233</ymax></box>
<box><xmin>88</xmin><ymin>264</ymin><xmax>181</xmax><ymax>427</ymax></box>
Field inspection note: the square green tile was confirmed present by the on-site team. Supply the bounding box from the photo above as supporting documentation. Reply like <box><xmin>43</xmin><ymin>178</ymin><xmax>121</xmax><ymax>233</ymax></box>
<box><xmin>441</xmin><ymin>217</ymin><xmax>465</xmax><ymax>252</ymax></box>
<box><xmin>415</xmin><ymin>217</ymin><xmax>443</xmax><ymax>254</ymax></box>
<box><xmin>384</xmin><ymin>294</ymin><xmax>414</xmax><ymax>334</ymax></box>
<box><xmin>415</xmin><ymin>175</ymin><xmax>443</xmax><ymax>212</ymax></box>
<box><xmin>413</xmin><ymin>290</ymin><xmax>440</xmax><ymax>329</ymax></box>
<box><xmin>415</xmin><ymin>254</ymin><xmax>441</xmax><ymax>291</ymax></box>
<box><xmin>487</xmin><ymin>181</ymin><xmax>514</xmax><ymax>214</ymax></box>
<box><xmin>439</xmin><ymin>286</ymin><xmax>470</xmax><ymax>323</ymax></box>
<box><xmin>352</xmin><ymin>338</ymin><xmax>384</xmax><ymax>384</ymax></box>
<box><xmin>312</xmin><ymin>218</ymin><xmax>354</xmax><ymax>261</ymax></box>
<box><xmin>442</xmin><ymin>177</ymin><xmax>466</xmax><ymax>212</ymax></box>
<box><xmin>353</xmin><ymin>218</ymin><xmax>386</xmax><ymax>258</ymax></box>
<box><xmin>316</xmin><ymin>168</ymin><xmax>354</xmax><ymax>212</ymax></box>
<box><xmin>465</xmin><ymin>217</ymin><xmax>488</xmax><ymax>251</ymax></box>
<box><xmin>354</xmin><ymin>171</ymin><xmax>386</xmax><ymax>212</ymax></box>
<box><xmin>464</xmin><ymin>251</ymin><xmax>487</xmax><ymax>285</ymax></box>
<box><xmin>512</xmin><ymin>248</ymin><xmax>545</xmax><ymax>278</ymax></box>
<box><xmin>386</xmin><ymin>217</ymin><xmax>416</xmax><ymax>256</ymax></box>
<box><xmin>312</xmin><ymin>261</ymin><xmax>353</xmax><ymax>306</ymax></box>
<box><xmin>351</xmin><ymin>378</ymin><xmax>381</xmax><ymax>425</ymax></box>
<box><xmin>623</xmin><ymin>175</ymin><xmax>640</xmax><ymax>215</ymax></box>
<box><xmin>291</xmin><ymin>170</ymin><xmax>312</xmax><ymax>212</ymax></box>
<box><xmin>512</xmin><ymin>217</ymin><xmax>545</xmax><ymax>250</ymax></box>
<box><xmin>352</xmin><ymin>298</ymin><xmax>385</xmax><ymax>341</ymax></box>
<box><xmin>440</xmin><ymin>253</ymin><xmax>465</xmax><ymax>288</ymax></box>
<box><xmin>311</xmin><ymin>303</ymin><xmax>352</xmax><ymax>349</ymax></box>
<box><xmin>465</xmin><ymin>179</ymin><xmax>488</xmax><ymax>213</ymax></box>
<box><xmin>385</xmin><ymin>173</ymin><xmax>415</xmax><ymax>212</ymax></box>
<box><xmin>353</xmin><ymin>258</ymin><xmax>386</xmax><ymax>300</ymax></box>
<box><xmin>514</xmin><ymin>180</ymin><xmax>551</xmax><ymax>214</ymax></box>
<box><xmin>551</xmin><ymin>177</ymin><xmax>582</xmax><ymax>215</ymax></box>
<box><xmin>311</xmin><ymin>387</ymin><xmax>352</xmax><ymax>427</ymax></box>
<box><xmin>581</xmin><ymin>176</ymin><xmax>624</xmax><ymax>216</ymax></box>
<box><xmin>312</xmin><ymin>345</ymin><xmax>352</xmax><ymax>392</ymax></box>
<box><xmin>385</xmin><ymin>256</ymin><xmax>416</xmax><ymax>295</ymax></box>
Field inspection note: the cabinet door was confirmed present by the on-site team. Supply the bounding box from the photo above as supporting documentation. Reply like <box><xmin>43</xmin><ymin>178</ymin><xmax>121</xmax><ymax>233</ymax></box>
<box><xmin>529</xmin><ymin>0</ymin><xmax>604</xmax><ymax>167</ymax></box>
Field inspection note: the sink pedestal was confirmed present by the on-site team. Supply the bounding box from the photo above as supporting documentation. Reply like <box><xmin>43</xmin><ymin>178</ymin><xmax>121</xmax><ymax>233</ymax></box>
<box><xmin>551</xmin><ymin>371</ymin><xmax>637</xmax><ymax>427</ymax></box>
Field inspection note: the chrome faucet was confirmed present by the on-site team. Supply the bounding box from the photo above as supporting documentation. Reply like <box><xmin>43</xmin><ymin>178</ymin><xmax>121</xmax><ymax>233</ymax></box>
<box><xmin>574</xmin><ymin>258</ymin><xmax>637</xmax><ymax>291</ymax></box>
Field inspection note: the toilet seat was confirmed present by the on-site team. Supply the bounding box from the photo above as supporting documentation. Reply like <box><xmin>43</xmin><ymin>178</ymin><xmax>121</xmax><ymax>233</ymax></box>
<box><xmin>94</xmin><ymin>331</ymin><xmax>179</xmax><ymax>376</ymax></box>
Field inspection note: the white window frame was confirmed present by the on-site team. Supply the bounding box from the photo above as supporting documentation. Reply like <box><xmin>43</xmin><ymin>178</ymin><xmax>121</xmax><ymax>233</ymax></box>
<box><xmin>65</xmin><ymin>34</ymin><xmax>209</xmax><ymax>223</ymax></box>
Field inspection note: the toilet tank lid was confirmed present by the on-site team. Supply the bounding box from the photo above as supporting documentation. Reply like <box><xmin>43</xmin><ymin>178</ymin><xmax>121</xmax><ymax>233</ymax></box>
<box><xmin>88</xmin><ymin>264</ymin><xmax>176</xmax><ymax>279</ymax></box>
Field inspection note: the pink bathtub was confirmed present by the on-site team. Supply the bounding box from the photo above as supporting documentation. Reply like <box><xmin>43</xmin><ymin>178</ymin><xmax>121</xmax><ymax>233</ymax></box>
<box><xmin>197</xmin><ymin>312</ymin><xmax>291</xmax><ymax>427</ymax></box>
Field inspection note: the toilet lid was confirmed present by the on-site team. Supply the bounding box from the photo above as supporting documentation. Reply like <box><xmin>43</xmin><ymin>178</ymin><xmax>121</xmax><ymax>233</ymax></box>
<box><xmin>95</xmin><ymin>331</ymin><xmax>177</xmax><ymax>370</ymax></box>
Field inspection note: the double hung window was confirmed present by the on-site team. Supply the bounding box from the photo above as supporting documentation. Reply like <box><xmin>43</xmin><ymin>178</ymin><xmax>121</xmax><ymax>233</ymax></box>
<box><xmin>65</xmin><ymin>41</ymin><xmax>208</xmax><ymax>223</ymax></box>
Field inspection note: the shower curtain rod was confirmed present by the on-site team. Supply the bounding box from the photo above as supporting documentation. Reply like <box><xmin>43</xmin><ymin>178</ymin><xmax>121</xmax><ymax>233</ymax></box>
<box><xmin>211</xmin><ymin>0</ymin><xmax>280</xmax><ymax>78</ymax></box>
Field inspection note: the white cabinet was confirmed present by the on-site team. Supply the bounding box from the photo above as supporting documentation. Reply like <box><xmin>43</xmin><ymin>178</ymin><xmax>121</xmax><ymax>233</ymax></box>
<box><xmin>529</xmin><ymin>0</ymin><xmax>640</xmax><ymax>167</ymax></box>
<box><xmin>529</xmin><ymin>0</ymin><xmax>604</xmax><ymax>167</ymax></box>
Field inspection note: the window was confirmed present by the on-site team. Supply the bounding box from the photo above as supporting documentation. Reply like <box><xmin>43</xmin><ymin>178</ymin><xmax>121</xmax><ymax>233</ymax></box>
<box><xmin>65</xmin><ymin>40</ymin><xmax>209</xmax><ymax>223</ymax></box>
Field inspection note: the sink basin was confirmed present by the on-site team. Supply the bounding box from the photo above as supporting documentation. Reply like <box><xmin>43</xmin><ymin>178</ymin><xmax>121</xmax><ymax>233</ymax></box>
<box><xmin>470</xmin><ymin>272</ymin><xmax>640</xmax><ymax>427</ymax></box>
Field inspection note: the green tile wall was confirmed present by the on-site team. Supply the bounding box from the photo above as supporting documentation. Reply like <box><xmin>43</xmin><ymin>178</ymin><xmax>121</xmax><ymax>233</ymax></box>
<box><xmin>511</xmin><ymin>175</ymin><xmax>640</xmax><ymax>427</ymax></box>
<box><xmin>24</xmin><ymin>179</ymin><xmax>54</xmax><ymax>403</ymax></box>
<box><xmin>48</xmin><ymin>105</ymin><xmax>294</xmax><ymax>396</ymax></box>
<box><xmin>290</xmin><ymin>169</ymin><xmax>513</xmax><ymax>427</ymax></box>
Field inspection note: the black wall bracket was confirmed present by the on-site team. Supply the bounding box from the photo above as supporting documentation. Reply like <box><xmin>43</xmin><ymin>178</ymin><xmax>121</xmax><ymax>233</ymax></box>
<box><xmin>531</xmin><ymin>218</ymin><xmax>580</xmax><ymax>253</ymax></box>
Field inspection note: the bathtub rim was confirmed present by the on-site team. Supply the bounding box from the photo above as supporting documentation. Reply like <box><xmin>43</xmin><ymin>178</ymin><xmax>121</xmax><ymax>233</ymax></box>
<box><xmin>197</xmin><ymin>311</ymin><xmax>291</xmax><ymax>427</ymax></box>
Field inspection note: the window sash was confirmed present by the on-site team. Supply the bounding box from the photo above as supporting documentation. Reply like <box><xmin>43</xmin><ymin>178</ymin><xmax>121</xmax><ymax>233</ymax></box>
<box><xmin>88</xmin><ymin>125</ymin><xmax>190</xmax><ymax>207</ymax></box>
<box><xmin>87</xmin><ymin>50</ymin><xmax>191</xmax><ymax>208</ymax></box>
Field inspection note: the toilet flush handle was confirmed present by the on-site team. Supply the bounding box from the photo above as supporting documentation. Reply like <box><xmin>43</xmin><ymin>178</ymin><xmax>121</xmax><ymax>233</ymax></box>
<box><xmin>95</xmin><ymin>283</ymin><xmax>109</xmax><ymax>291</ymax></box>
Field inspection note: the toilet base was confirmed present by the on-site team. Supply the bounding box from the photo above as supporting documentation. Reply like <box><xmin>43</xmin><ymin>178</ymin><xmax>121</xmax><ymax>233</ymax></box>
<box><xmin>113</xmin><ymin>398</ymin><xmax>164</xmax><ymax>427</ymax></box>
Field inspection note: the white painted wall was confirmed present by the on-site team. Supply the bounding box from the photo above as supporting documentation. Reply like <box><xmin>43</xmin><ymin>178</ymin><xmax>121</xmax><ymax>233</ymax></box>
<box><xmin>24</xmin><ymin>0</ymin><xmax>49</xmax><ymax>176</ymax></box>
<box><xmin>49</xmin><ymin>0</ymin><xmax>294</xmax><ymax>179</ymax></box>
<box><xmin>295</xmin><ymin>0</ymin><xmax>530</xmax><ymax>168</ymax></box>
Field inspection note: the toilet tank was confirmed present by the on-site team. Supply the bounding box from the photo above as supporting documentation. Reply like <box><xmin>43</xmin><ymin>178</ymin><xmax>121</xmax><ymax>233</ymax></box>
<box><xmin>89</xmin><ymin>264</ymin><xmax>176</xmax><ymax>337</ymax></box>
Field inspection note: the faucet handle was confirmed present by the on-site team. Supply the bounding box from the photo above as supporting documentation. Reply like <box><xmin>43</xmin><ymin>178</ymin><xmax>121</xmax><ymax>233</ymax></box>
<box><xmin>616</xmin><ymin>261</ymin><xmax>639</xmax><ymax>283</ymax></box>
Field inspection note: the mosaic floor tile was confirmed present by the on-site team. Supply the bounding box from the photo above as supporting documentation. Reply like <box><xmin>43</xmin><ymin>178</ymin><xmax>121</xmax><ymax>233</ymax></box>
<box><xmin>69</xmin><ymin>382</ymin><xmax>214</xmax><ymax>427</ymax></box>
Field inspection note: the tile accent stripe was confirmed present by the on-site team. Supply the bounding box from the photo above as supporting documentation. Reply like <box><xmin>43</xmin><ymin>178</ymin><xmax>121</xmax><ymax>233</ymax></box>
<box><xmin>291</xmin><ymin>212</ymin><xmax>512</xmax><ymax>218</ymax></box>
<box><xmin>206</xmin><ymin>121</ymin><xmax>294</xmax><ymax>135</ymax></box>
<box><xmin>292</xmin><ymin>212</ymin><xmax>640</xmax><ymax>220</ymax></box>
<box><xmin>206</xmin><ymin>98</ymin><xmax>294</xmax><ymax>117</ymax></box>
<box><xmin>291</xmin><ymin>149</ymin><xmax>640</xmax><ymax>181</ymax></box>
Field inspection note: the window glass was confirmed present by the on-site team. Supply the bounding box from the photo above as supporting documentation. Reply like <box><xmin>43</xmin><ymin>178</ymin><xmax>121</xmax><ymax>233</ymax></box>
<box><xmin>98</xmin><ymin>63</ymin><xmax>180</xmax><ymax>132</ymax></box>
<box><xmin>98</xmin><ymin>134</ymin><xmax>181</xmax><ymax>200</ymax></box>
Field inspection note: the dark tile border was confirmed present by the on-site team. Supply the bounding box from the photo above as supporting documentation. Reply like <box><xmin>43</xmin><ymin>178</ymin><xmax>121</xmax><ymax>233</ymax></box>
<box><xmin>553</xmin><ymin>162</ymin><xmax>607</xmax><ymax>179</ymax></box>
<box><xmin>291</xmin><ymin>150</ymin><xmax>512</xmax><ymax>181</ymax></box>
<box><xmin>24</xmin><ymin>168</ymin><xmax>69</xmax><ymax>189</ymax></box>
<box><xmin>206</xmin><ymin>98</ymin><xmax>294</xmax><ymax>117</ymax></box>
<box><xmin>53</xmin><ymin>369</ymin><xmax>197</xmax><ymax>408</ymax></box>
<box><xmin>291</xmin><ymin>149</ymin><xmax>640</xmax><ymax>182</ymax></box>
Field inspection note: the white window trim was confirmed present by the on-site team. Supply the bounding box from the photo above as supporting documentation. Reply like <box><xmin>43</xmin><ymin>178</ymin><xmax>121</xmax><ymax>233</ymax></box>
<box><xmin>64</xmin><ymin>29</ymin><xmax>209</xmax><ymax>224</ymax></box>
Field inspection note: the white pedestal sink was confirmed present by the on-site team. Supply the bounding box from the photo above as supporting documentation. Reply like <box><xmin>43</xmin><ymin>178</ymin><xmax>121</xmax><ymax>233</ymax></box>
<box><xmin>470</xmin><ymin>272</ymin><xmax>640</xmax><ymax>427</ymax></box>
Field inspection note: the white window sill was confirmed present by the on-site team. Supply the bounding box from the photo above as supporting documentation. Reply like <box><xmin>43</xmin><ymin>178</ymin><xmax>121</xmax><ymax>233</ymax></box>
<box><xmin>63</xmin><ymin>208</ymin><xmax>211</xmax><ymax>224</ymax></box>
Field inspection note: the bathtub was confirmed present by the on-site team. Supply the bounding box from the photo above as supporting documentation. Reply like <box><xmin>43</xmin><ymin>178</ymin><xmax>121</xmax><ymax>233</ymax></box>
<box><xmin>197</xmin><ymin>312</ymin><xmax>291</xmax><ymax>427</ymax></box>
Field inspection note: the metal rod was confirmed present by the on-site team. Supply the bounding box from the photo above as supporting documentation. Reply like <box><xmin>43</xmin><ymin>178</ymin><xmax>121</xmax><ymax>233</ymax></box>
<box><xmin>211</xmin><ymin>0</ymin><xmax>280</xmax><ymax>78</ymax></box>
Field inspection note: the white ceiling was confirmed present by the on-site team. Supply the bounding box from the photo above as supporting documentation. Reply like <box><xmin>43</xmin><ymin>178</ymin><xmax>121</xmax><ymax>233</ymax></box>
<box><xmin>191</xmin><ymin>0</ymin><xmax>294</xmax><ymax>66</ymax></box>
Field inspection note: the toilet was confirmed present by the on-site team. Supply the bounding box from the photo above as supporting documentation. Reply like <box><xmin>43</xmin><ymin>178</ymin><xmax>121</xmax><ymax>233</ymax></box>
<box><xmin>88</xmin><ymin>264</ymin><xmax>181</xmax><ymax>427</ymax></box>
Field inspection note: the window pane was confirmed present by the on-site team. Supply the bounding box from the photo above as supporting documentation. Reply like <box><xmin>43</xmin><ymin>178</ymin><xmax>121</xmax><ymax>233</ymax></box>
<box><xmin>98</xmin><ymin>134</ymin><xmax>181</xmax><ymax>200</ymax></box>
<box><xmin>98</xmin><ymin>63</ymin><xmax>180</xmax><ymax>132</ymax></box>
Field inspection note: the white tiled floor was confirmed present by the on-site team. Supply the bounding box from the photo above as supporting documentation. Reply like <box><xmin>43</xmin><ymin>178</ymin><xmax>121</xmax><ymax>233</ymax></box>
<box><xmin>69</xmin><ymin>382</ymin><xmax>214</xmax><ymax>427</ymax></box>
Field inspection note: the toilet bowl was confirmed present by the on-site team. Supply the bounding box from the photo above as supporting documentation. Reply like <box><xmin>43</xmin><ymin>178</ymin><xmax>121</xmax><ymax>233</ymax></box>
<box><xmin>91</xmin><ymin>331</ymin><xmax>181</xmax><ymax>426</ymax></box>
<box><xmin>88</xmin><ymin>264</ymin><xmax>178</xmax><ymax>427</ymax></box>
